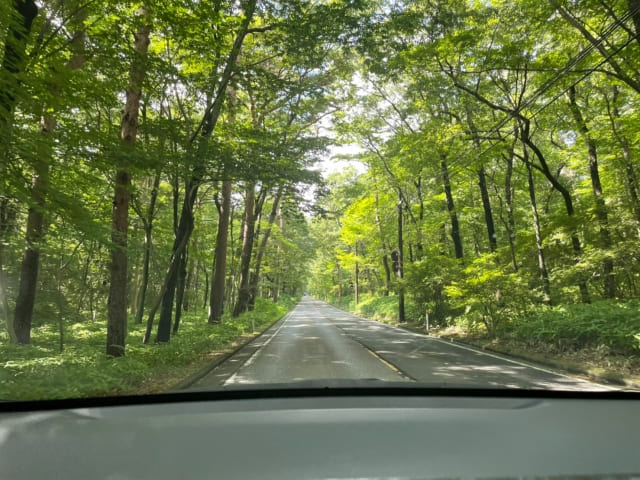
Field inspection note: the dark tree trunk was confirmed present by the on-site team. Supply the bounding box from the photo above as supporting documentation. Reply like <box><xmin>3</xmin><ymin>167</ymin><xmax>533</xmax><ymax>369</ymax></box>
<box><xmin>396</xmin><ymin>191</ymin><xmax>405</xmax><ymax>323</ymax></box>
<box><xmin>466</xmin><ymin>108</ymin><xmax>497</xmax><ymax>252</ymax></box>
<box><xmin>248</xmin><ymin>187</ymin><xmax>282</xmax><ymax>310</ymax></box>
<box><xmin>13</xmin><ymin>142</ymin><xmax>49</xmax><ymax>344</ymax></box>
<box><xmin>156</xmin><ymin>177</ymin><xmax>197</xmax><ymax>342</ymax></box>
<box><xmin>568</xmin><ymin>85</ymin><xmax>615</xmax><ymax>298</ymax></box>
<box><xmin>0</xmin><ymin>0</ymin><xmax>38</xmax><ymax>140</ymax></box>
<box><xmin>272</xmin><ymin>207</ymin><xmax>283</xmax><ymax>303</ymax></box>
<box><xmin>152</xmin><ymin>0</ymin><xmax>256</xmax><ymax>338</ymax></box>
<box><xmin>233</xmin><ymin>183</ymin><xmax>257</xmax><ymax>317</ymax></box>
<box><xmin>209</xmin><ymin>180</ymin><xmax>232</xmax><ymax>323</ymax></box>
<box><xmin>107</xmin><ymin>11</ymin><xmax>150</xmax><ymax>356</ymax></box>
<box><xmin>373</xmin><ymin>188</ymin><xmax>391</xmax><ymax>296</ymax></box>
<box><xmin>441</xmin><ymin>156</ymin><xmax>464</xmax><ymax>259</ymax></box>
<box><xmin>608</xmin><ymin>85</ymin><xmax>640</xmax><ymax>232</ymax></box>
<box><xmin>354</xmin><ymin>242</ymin><xmax>360</xmax><ymax>306</ymax></box>
<box><xmin>172</xmin><ymin>247</ymin><xmax>187</xmax><ymax>334</ymax></box>
<box><xmin>504</xmin><ymin>149</ymin><xmax>518</xmax><ymax>271</ymax></box>
<box><xmin>526</xmin><ymin>157</ymin><xmax>552</xmax><ymax>304</ymax></box>
<box><xmin>0</xmin><ymin>199</ymin><xmax>17</xmax><ymax>341</ymax></box>
<box><xmin>478</xmin><ymin>166</ymin><xmax>497</xmax><ymax>252</ymax></box>
<box><xmin>629</xmin><ymin>0</ymin><xmax>640</xmax><ymax>49</ymax></box>
<box><xmin>519</xmin><ymin>119</ymin><xmax>591</xmax><ymax>303</ymax></box>
<box><xmin>134</xmin><ymin>170</ymin><xmax>160</xmax><ymax>324</ymax></box>
<box><xmin>13</xmin><ymin>3</ymin><xmax>86</xmax><ymax>344</ymax></box>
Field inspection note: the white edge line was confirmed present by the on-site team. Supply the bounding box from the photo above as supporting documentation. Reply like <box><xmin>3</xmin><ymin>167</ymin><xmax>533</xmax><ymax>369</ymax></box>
<box><xmin>223</xmin><ymin>311</ymin><xmax>293</xmax><ymax>385</ymax></box>
<box><xmin>321</xmin><ymin>302</ymin><xmax>611</xmax><ymax>388</ymax></box>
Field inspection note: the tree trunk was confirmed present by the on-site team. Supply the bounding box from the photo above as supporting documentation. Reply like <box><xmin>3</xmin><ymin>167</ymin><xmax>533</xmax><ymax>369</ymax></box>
<box><xmin>354</xmin><ymin>242</ymin><xmax>360</xmax><ymax>306</ymax></box>
<box><xmin>273</xmin><ymin>207</ymin><xmax>283</xmax><ymax>303</ymax></box>
<box><xmin>441</xmin><ymin>156</ymin><xmax>464</xmax><ymax>259</ymax></box>
<box><xmin>209</xmin><ymin>180</ymin><xmax>232</xmax><ymax>323</ymax></box>
<box><xmin>466</xmin><ymin>107</ymin><xmax>497</xmax><ymax>252</ymax></box>
<box><xmin>153</xmin><ymin>0</ymin><xmax>256</xmax><ymax>338</ymax></box>
<box><xmin>0</xmin><ymin>199</ymin><xmax>16</xmax><ymax>341</ymax></box>
<box><xmin>520</xmin><ymin>119</ymin><xmax>591</xmax><ymax>303</ymax></box>
<box><xmin>172</xmin><ymin>248</ymin><xmax>188</xmax><ymax>334</ymax></box>
<box><xmin>568</xmin><ymin>85</ymin><xmax>615</xmax><ymax>298</ymax></box>
<box><xmin>608</xmin><ymin>85</ymin><xmax>640</xmax><ymax>232</ymax></box>
<box><xmin>526</xmin><ymin>158</ymin><xmax>552</xmax><ymax>305</ymax></box>
<box><xmin>0</xmin><ymin>0</ymin><xmax>38</xmax><ymax>149</ymax></box>
<box><xmin>13</xmin><ymin>2</ymin><xmax>86</xmax><ymax>344</ymax></box>
<box><xmin>396</xmin><ymin>191</ymin><xmax>405</xmax><ymax>323</ymax></box>
<box><xmin>504</xmin><ymin>148</ymin><xmax>518</xmax><ymax>271</ymax></box>
<box><xmin>156</xmin><ymin>178</ymin><xmax>197</xmax><ymax>342</ymax></box>
<box><xmin>373</xmin><ymin>188</ymin><xmax>390</xmax><ymax>296</ymax></box>
<box><xmin>478</xmin><ymin>166</ymin><xmax>497</xmax><ymax>252</ymax></box>
<box><xmin>107</xmin><ymin>9</ymin><xmax>151</xmax><ymax>356</ymax></box>
<box><xmin>248</xmin><ymin>187</ymin><xmax>283</xmax><ymax>310</ymax></box>
<box><xmin>233</xmin><ymin>183</ymin><xmax>257</xmax><ymax>317</ymax></box>
<box><xmin>13</xmin><ymin>141</ymin><xmax>49</xmax><ymax>344</ymax></box>
<box><xmin>134</xmin><ymin>169</ymin><xmax>160</xmax><ymax>324</ymax></box>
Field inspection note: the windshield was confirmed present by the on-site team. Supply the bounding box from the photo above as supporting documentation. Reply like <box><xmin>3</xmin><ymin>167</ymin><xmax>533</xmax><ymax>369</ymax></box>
<box><xmin>1</xmin><ymin>0</ymin><xmax>639</xmax><ymax>402</ymax></box>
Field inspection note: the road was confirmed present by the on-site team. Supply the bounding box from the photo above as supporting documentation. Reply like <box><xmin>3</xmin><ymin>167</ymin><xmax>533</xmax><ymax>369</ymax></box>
<box><xmin>191</xmin><ymin>296</ymin><xmax>609</xmax><ymax>391</ymax></box>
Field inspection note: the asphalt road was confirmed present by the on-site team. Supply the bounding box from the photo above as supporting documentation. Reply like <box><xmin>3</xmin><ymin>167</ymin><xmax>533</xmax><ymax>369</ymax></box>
<box><xmin>191</xmin><ymin>296</ymin><xmax>610</xmax><ymax>391</ymax></box>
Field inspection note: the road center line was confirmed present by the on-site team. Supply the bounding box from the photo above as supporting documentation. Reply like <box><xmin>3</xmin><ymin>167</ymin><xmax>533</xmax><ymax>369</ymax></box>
<box><xmin>311</xmin><ymin>302</ymin><xmax>413</xmax><ymax>382</ymax></box>
<box><xmin>321</xmin><ymin>302</ymin><xmax>611</xmax><ymax>388</ymax></box>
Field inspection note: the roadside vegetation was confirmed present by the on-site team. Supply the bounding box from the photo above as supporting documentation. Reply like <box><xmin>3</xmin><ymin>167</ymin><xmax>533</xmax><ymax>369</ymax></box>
<box><xmin>1</xmin><ymin>296</ymin><xmax>296</xmax><ymax>400</ymax></box>
<box><xmin>4</xmin><ymin>0</ymin><xmax>640</xmax><ymax>396</ymax></box>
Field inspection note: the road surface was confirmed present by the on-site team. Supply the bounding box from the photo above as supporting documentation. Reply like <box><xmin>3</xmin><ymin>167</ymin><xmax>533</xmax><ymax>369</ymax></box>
<box><xmin>191</xmin><ymin>296</ymin><xmax>609</xmax><ymax>391</ymax></box>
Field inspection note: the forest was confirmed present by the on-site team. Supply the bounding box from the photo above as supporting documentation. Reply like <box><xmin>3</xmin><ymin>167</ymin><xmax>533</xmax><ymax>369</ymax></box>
<box><xmin>2</xmin><ymin>0</ymin><xmax>640</xmax><ymax>398</ymax></box>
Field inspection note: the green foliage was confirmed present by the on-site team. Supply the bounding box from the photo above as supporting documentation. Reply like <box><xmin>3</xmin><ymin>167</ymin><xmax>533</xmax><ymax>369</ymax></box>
<box><xmin>445</xmin><ymin>254</ymin><xmax>534</xmax><ymax>335</ymax></box>
<box><xmin>506</xmin><ymin>300</ymin><xmax>640</xmax><ymax>356</ymax></box>
<box><xmin>0</xmin><ymin>297</ymin><xmax>295</xmax><ymax>401</ymax></box>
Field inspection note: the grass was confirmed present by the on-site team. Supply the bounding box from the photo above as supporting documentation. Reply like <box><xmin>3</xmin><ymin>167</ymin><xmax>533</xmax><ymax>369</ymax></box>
<box><xmin>0</xmin><ymin>296</ymin><xmax>297</xmax><ymax>401</ymax></box>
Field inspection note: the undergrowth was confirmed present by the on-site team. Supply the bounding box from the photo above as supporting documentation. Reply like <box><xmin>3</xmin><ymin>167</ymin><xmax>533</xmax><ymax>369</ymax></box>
<box><xmin>1</xmin><ymin>296</ymin><xmax>296</xmax><ymax>401</ymax></box>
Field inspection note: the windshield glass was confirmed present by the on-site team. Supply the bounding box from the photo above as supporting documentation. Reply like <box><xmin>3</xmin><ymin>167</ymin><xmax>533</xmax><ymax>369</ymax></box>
<box><xmin>1</xmin><ymin>0</ymin><xmax>639</xmax><ymax>401</ymax></box>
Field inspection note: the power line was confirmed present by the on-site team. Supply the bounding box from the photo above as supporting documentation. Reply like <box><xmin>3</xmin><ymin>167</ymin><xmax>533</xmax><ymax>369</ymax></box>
<box><xmin>439</xmin><ymin>3</ymin><xmax>640</xmax><ymax>181</ymax></box>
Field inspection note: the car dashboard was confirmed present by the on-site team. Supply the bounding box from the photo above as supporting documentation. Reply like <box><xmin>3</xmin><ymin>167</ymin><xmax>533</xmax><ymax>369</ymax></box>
<box><xmin>0</xmin><ymin>387</ymin><xmax>639</xmax><ymax>480</ymax></box>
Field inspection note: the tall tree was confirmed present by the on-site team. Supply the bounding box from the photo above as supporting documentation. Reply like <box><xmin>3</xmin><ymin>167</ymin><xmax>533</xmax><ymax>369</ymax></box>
<box><xmin>107</xmin><ymin>5</ymin><xmax>151</xmax><ymax>357</ymax></box>
<box><xmin>13</xmin><ymin>0</ymin><xmax>87</xmax><ymax>344</ymax></box>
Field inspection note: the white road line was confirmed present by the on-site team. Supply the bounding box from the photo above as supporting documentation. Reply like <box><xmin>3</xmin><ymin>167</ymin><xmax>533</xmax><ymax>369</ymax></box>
<box><xmin>223</xmin><ymin>311</ymin><xmax>293</xmax><ymax>385</ymax></box>
<box><xmin>315</xmin><ymin>301</ymin><xmax>612</xmax><ymax>389</ymax></box>
<box><xmin>310</xmin><ymin>302</ymin><xmax>410</xmax><ymax>381</ymax></box>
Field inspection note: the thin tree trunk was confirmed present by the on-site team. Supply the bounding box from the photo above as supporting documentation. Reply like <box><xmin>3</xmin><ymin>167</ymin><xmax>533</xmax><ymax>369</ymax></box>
<box><xmin>233</xmin><ymin>183</ymin><xmax>257</xmax><ymax>317</ymax></box>
<box><xmin>273</xmin><ymin>207</ymin><xmax>283</xmax><ymax>303</ymax></box>
<box><xmin>519</xmin><ymin>119</ymin><xmax>591</xmax><ymax>303</ymax></box>
<box><xmin>0</xmin><ymin>0</ymin><xmax>38</xmax><ymax>152</ymax></box>
<box><xmin>466</xmin><ymin>108</ymin><xmax>497</xmax><ymax>252</ymax></box>
<box><xmin>477</xmin><ymin>166</ymin><xmax>497</xmax><ymax>252</ymax></box>
<box><xmin>396</xmin><ymin>191</ymin><xmax>405</xmax><ymax>322</ymax></box>
<box><xmin>107</xmin><ymin>8</ymin><xmax>151</xmax><ymax>356</ymax></box>
<box><xmin>172</xmin><ymin>248</ymin><xmax>188</xmax><ymax>334</ymax></box>
<box><xmin>154</xmin><ymin>0</ymin><xmax>256</xmax><ymax>339</ymax></box>
<box><xmin>441</xmin><ymin>155</ymin><xmax>464</xmax><ymax>259</ymax></box>
<box><xmin>568</xmin><ymin>85</ymin><xmax>615</xmax><ymax>298</ymax></box>
<box><xmin>13</xmin><ymin>142</ymin><xmax>49</xmax><ymax>344</ymax></box>
<box><xmin>248</xmin><ymin>187</ymin><xmax>283</xmax><ymax>310</ymax></box>
<box><xmin>354</xmin><ymin>242</ymin><xmax>359</xmax><ymax>306</ymax></box>
<box><xmin>134</xmin><ymin>169</ymin><xmax>160</xmax><ymax>324</ymax></box>
<box><xmin>209</xmin><ymin>180</ymin><xmax>232</xmax><ymax>323</ymax></box>
<box><xmin>526</xmin><ymin>158</ymin><xmax>552</xmax><ymax>305</ymax></box>
<box><xmin>607</xmin><ymin>85</ymin><xmax>640</xmax><ymax>232</ymax></box>
<box><xmin>0</xmin><ymin>198</ymin><xmax>16</xmax><ymax>341</ymax></box>
<box><xmin>13</xmin><ymin>2</ymin><xmax>86</xmax><ymax>344</ymax></box>
<box><xmin>504</xmin><ymin>149</ymin><xmax>518</xmax><ymax>271</ymax></box>
<box><xmin>156</xmin><ymin>178</ymin><xmax>197</xmax><ymax>342</ymax></box>
<box><xmin>373</xmin><ymin>187</ymin><xmax>390</xmax><ymax>296</ymax></box>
